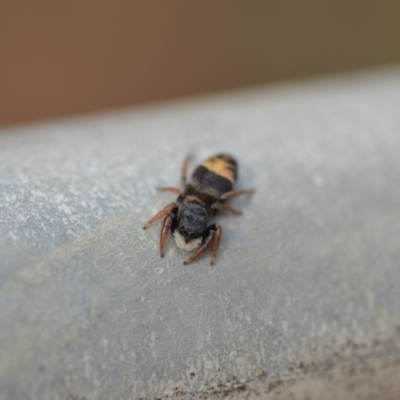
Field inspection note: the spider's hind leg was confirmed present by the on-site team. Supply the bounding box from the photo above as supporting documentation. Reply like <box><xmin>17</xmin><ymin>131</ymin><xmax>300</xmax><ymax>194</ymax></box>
<box><xmin>156</xmin><ymin>155</ymin><xmax>192</xmax><ymax>195</ymax></box>
<box><xmin>157</xmin><ymin>187</ymin><xmax>182</xmax><ymax>195</ymax></box>
<box><xmin>181</xmin><ymin>155</ymin><xmax>192</xmax><ymax>187</ymax></box>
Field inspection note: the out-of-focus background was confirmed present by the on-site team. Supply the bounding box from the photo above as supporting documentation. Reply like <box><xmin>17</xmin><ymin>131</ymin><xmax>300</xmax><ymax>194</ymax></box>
<box><xmin>1</xmin><ymin>0</ymin><xmax>400</xmax><ymax>127</ymax></box>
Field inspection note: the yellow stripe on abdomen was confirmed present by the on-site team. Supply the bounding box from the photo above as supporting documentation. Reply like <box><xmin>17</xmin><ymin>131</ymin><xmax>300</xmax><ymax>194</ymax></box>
<box><xmin>202</xmin><ymin>156</ymin><xmax>236</xmax><ymax>183</ymax></box>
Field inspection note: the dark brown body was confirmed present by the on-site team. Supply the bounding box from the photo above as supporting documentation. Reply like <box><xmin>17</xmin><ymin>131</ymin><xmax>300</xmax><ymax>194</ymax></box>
<box><xmin>184</xmin><ymin>154</ymin><xmax>237</xmax><ymax>208</ymax></box>
<box><xmin>143</xmin><ymin>154</ymin><xmax>252</xmax><ymax>265</ymax></box>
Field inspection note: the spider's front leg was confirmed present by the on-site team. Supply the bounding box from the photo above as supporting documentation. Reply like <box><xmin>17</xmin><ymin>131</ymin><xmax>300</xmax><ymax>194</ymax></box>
<box><xmin>143</xmin><ymin>203</ymin><xmax>177</xmax><ymax>230</ymax></box>
<box><xmin>160</xmin><ymin>212</ymin><xmax>175</xmax><ymax>257</ymax></box>
<box><xmin>143</xmin><ymin>203</ymin><xmax>178</xmax><ymax>257</ymax></box>
<box><xmin>183</xmin><ymin>224</ymin><xmax>222</xmax><ymax>266</ymax></box>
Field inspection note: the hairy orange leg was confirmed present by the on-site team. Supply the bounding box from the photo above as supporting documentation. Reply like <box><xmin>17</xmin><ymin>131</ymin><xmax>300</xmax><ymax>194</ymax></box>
<box><xmin>143</xmin><ymin>203</ymin><xmax>176</xmax><ymax>230</ymax></box>
<box><xmin>160</xmin><ymin>213</ymin><xmax>174</xmax><ymax>257</ymax></box>
<box><xmin>210</xmin><ymin>226</ymin><xmax>222</xmax><ymax>265</ymax></box>
<box><xmin>212</xmin><ymin>203</ymin><xmax>241</xmax><ymax>215</ymax></box>
<box><xmin>220</xmin><ymin>189</ymin><xmax>254</xmax><ymax>200</ymax></box>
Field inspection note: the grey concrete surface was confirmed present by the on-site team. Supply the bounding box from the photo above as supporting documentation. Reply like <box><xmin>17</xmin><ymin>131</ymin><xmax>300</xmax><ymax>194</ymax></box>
<box><xmin>1</xmin><ymin>66</ymin><xmax>400</xmax><ymax>400</ymax></box>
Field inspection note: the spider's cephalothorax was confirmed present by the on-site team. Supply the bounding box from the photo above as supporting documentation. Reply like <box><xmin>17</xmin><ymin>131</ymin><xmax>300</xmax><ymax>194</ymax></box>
<box><xmin>143</xmin><ymin>154</ymin><xmax>253</xmax><ymax>265</ymax></box>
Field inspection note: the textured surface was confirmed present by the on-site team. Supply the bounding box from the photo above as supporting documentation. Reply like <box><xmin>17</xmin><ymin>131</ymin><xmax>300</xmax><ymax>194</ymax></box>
<box><xmin>1</xmin><ymin>67</ymin><xmax>400</xmax><ymax>399</ymax></box>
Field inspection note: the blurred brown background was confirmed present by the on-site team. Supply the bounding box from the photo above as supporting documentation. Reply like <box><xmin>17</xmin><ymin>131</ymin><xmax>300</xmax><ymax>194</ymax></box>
<box><xmin>1</xmin><ymin>1</ymin><xmax>400</xmax><ymax>127</ymax></box>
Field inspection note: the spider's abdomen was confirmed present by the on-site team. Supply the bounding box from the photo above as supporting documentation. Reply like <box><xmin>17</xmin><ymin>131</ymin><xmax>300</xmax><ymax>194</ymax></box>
<box><xmin>188</xmin><ymin>154</ymin><xmax>237</xmax><ymax>203</ymax></box>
